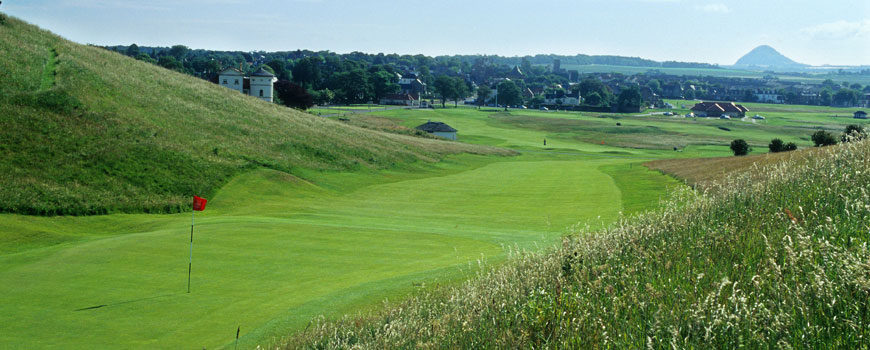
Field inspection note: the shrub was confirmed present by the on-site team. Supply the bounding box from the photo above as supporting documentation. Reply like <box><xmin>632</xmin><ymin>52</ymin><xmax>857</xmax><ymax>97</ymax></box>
<box><xmin>730</xmin><ymin>139</ymin><xmax>750</xmax><ymax>156</ymax></box>
<box><xmin>768</xmin><ymin>138</ymin><xmax>785</xmax><ymax>153</ymax></box>
<box><xmin>785</xmin><ymin>142</ymin><xmax>797</xmax><ymax>151</ymax></box>
<box><xmin>842</xmin><ymin>124</ymin><xmax>865</xmax><ymax>142</ymax></box>
<box><xmin>274</xmin><ymin>80</ymin><xmax>314</xmax><ymax>110</ymax></box>
<box><xmin>812</xmin><ymin>130</ymin><xmax>838</xmax><ymax>147</ymax></box>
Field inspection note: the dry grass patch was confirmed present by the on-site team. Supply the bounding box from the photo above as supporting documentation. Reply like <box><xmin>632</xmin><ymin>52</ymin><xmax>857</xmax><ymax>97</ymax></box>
<box><xmin>644</xmin><ymin>148</ymin><xmax>822</xmax><ymax>189</ymax></box>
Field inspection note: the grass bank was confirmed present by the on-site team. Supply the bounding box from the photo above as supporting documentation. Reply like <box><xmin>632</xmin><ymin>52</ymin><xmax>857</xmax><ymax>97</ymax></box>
<box><xmin>0</xmin><ymin>16</ymin><xmax>507</xmax><ymax>216</ymax></box>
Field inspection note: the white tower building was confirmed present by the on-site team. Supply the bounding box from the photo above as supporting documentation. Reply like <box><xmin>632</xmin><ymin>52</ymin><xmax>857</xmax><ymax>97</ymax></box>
<box><xmin>250</xmin><ymin>68</ymin><xmax>277</xmax><ymax>103</ymax></box>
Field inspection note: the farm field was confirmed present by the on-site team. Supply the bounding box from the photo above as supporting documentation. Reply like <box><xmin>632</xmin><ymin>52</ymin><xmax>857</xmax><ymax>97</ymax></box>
<box><xmin>553</xmin><ymin>63</ymin><xmax>870</xmax><ymax>85</ymax></box>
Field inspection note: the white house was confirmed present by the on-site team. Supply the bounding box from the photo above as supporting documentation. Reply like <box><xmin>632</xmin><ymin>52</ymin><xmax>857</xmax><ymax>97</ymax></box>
<box><xmin>543</xmin><ymin>90</ymin><xmax>582</xmax><ymax>107</ymax></box>
<box><xmin>218</xmin><ymin>67</ymin><xmax>277</xmax><ymax>103</ymax></box>
<box><xmin>754</xmin><ymin>89</ymin><xmax>784</xmax><ymax>104</ymax></box>
<box><xmin>218</xmin><ymin>68</ymin><xmax>245</xmax><ymax>94</ymax></box>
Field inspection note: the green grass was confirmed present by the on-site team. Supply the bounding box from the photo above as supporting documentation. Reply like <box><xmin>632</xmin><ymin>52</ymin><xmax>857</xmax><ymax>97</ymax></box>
<box><xmin>599</xmin><ymin>162</ymin><xmax>682</xmax><ymax>215</ymax></box>
<box><xmin>38</xmin><ymin>48</ymin><xmax>57</xmax><ymax>91</ymax></box>
<box><xmin>4</xmin><ymin>14</ymin><xmax>867</xmax><ymax>350</ymax></box>
<box><xmin>0</xmin><ymin>152</ymin><xmax>679</xmax><ymax>349</ymax></box>
<box><xmin>367</xmin><ymin>103</ymin><xmax>867</xmax><ymax>159</ymax></box>
<box><xmin>0</xmin><ymin>16</ymin><xmax>506</xmax><ymax>216</ymax></box>
<box><xmin>282</xmin><ymin>137</ymin><xmax>870</xmax><ymax>350</ymax></box>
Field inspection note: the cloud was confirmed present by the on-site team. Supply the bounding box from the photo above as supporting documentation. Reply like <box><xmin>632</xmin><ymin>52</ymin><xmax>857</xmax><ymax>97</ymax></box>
<box><xmin>695</xmin><ymin>3</ymin><xmax>730</xmax><ymax>13</ymax></box>
<box><xmin>800</xmin><ymin>20</ymin><xmax>870</xmax><ymax>39</ymax></box>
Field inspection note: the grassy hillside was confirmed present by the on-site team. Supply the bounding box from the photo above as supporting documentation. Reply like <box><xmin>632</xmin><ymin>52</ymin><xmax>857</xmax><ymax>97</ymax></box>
<box><xmin>0</xmin><ymin>16</ymin><xmax>507</xmax><ymax>216</ymax></box>
<box><xmin>280</xmin><ymin>139</ymin><xmax>870</xmax><ymax>348</ymax></box>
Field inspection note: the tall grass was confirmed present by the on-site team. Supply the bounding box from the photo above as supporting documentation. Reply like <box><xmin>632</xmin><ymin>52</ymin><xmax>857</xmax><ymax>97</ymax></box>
<box><xmin>0</xmin><ymin>16</ymin><xmax>510</xmax><ymax>216</ymax></box>
<box><xmin>277</xmin><ymin>139</ymin><xmax>870</xmax><ymax>349</ymax></box>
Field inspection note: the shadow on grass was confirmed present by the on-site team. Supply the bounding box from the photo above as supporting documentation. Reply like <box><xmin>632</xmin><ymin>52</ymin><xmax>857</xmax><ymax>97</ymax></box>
<box><xmin>74</xmin><ymin>292</ymin><xmax>181</xmax><ymax>311</ymax></box>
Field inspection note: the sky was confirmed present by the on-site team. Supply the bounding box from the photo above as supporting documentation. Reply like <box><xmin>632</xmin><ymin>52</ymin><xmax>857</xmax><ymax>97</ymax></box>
<box><xmin>3</xmin><ymin>0</ymin><xmax>869</xmax><ymax>66</ymax></box>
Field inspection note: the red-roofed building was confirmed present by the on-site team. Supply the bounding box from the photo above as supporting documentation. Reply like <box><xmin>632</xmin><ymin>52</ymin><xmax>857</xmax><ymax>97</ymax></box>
<box><xmin>691</xmin><ymin>101</ymin><xmax>748</xmax><ymax>118</ymax></box>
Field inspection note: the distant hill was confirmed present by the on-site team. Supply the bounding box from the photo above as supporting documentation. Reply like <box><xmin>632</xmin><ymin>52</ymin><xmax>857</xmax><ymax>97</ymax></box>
<box><xmin>0</xmin><ymin>16</ymin><xmax>507</xmax><ymax>215</ymax></box>
<box><xmin>734</xmin><ymin>45</ymin><xmax>807</xmax><ymax>70</ymax></box>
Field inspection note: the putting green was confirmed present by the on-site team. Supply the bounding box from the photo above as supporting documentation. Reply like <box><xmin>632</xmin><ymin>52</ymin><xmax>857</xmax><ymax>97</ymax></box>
<box><xmin>0</xmin><ymin>154</ymin><xmax>676</xmax><ymax>349</ymax></box>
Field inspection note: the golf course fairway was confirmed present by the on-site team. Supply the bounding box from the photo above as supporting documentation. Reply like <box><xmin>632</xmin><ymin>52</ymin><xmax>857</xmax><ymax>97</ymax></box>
<box><xmin>0</xmin><ymin>153</ymin><xmax>678</xmax><ymax>349</ymax></box>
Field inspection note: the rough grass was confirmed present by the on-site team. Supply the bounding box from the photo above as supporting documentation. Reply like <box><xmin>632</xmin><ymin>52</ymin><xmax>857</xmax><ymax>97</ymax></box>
<box><xmin>644</xmin><ymin>148</ymin><xmax>820</xmax><ymax>189</ymax></box>
<box><xmin>0</xmin><ymin>16</ymin><xmax>510</xmax><ymax>216</ymax></box>
<box><xmin>278</xmin><ymin>139</ymin><xmax>870</xmax><ymax>349</ymax></box>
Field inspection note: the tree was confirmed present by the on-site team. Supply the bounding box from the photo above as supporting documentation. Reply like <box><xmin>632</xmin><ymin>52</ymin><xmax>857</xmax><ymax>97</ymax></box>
<box><xmin>266</xmin><ymin>59</ymin><xmax>290</xmax><ymax>81</ymax></box>
<box><xmin>125</xmin><ymin>43</ymin><xmax>139</xmax><ymax>57</ymax></box>
<box><xmin>157</xmin><ymin>56</ymin><xmax>182</xmax><ymax>71</ymax></box>
<box><xmin>683</xmin><ymin>88</ymin><xmax>695</xmax><ymax>100</ymax></box>
<box><xmin>205</xmin><ymin>59</ymin><xmax>221</xmax><ymax>76</ymax></box>
<box><xmin>135</xmin><ymin>53</ymin><xmax>156</xmax><ymax>64</ymax></box>
<box><xmin>730</xmin><ymin>139</ymin><xmax>750</xmax><ymax>156</ymax></box>
<box><xmin>812</xmin><ymin>130</ymin><xmax>838</xmax><ymax>147</ymax></box>
<box><xmin>311</xmin><ymin>88</ymin><xmax>334</xmax><ymax>106</ymax></box>
<box><xmin>169</xmin><ymin>45</ymin><xmax>189</xmax><ymax>61</ymax></box>
<box><xmin>832</xmin><ymin>89</ymin><xmax>859</xmax><ymax>107</ymax></box>
<box><xmin>528</xmin><ymin>95</ymin><xmax>545</xmax><ymax>109</ymax></box>
<box><xmin>433</xmin><ymin>75</ymin><xmax>456</xmax><ymax>108</ymax></box>
<box><xmin>785</xmin><ymin>142</ymin><xmax>798</xmax><ymax>151</ymax></box>
<box><xmin>291</xmin><ymin>57</ymin><xmax>321</xmax><ymax>88</ymax></box>
<box><xmin>579</xmin><ymin>78</ymin><xmax>612</xmax><ymax>106</ymax></box>
<box><xmin>274</xmin><ymin>80</ymin><xmax>314</xmax><ymax>110</ymax></box>
<box><xmin>585</xmin><ymin>92</ymin><xmax>602</xmax><ymax>106</ymax></box>
<box><xmin>820</xmin><ymin>88</ymin><xmax>833</xmax><ymax>106</ymax></box>
<box><xmin>370</xmin><ymin>70</ymin><xmax>399</xmax><ymax>101</ymax></box>
<box><xmin>617</xmin><ymin>87</ymin><xmax>643</xmax><ymax>112</ymax></box>
<box><xmin>768</xmin><ymin>138</ymin><xmax>785</xmax><ymax>153</ymax></box>
<box><xmin>329</xmin><ymin>68</ymin><xmax>370</xmax><ymax>104</ymax></box>
<box><xmin>450</xmin><ymin>77</ymin><xmax>469</xmax><ymax>107</ymax></box>
<box><xmin>646</xmin><ymin>79</ymin><xmax>662</xmax><ymax>95</ymax></box>
<box><xmin>842</xmin><ymin>124</ymin><xmax>865</xmax><ymax>142</ymax></box>
<box><xmin>476</xmin><ymin>85</ymin><xmax>492</xmax><ymax>109</ymax></box>
<box><xmin>496</xmin><ymin>80</ymin><xmax>522</xmax><ymax>111</ymax></box>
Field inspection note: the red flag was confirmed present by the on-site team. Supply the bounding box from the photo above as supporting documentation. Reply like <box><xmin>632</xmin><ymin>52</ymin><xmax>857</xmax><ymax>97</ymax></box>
<box><xmin>192</xmin><ymin>195</ymin><xmax>207</xmax><ymax>211</ymax></box>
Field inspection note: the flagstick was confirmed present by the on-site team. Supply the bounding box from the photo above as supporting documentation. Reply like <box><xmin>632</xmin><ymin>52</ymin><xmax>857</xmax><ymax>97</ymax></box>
<box><xmin>235</xmin><ymin>326</ymin><xmax>240</xmax><ymax>350</ymax></box>
<box><xmin>188</xmin><ymin>208</ymin><xmax>194</xmax><ymax>293</ymax></box>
